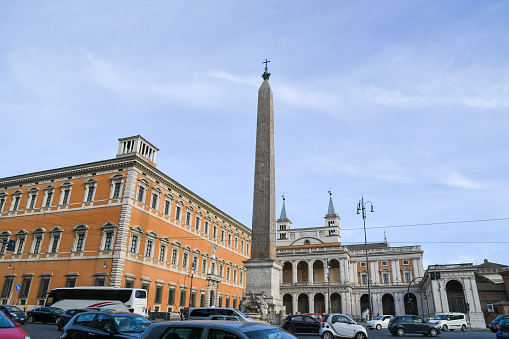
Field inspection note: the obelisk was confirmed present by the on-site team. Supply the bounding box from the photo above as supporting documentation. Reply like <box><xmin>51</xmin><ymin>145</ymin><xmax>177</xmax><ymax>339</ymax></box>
<box><xmin>243</xmin><ymin>60</ymin><xmax>283</xmax><ymax>321</ymax></box>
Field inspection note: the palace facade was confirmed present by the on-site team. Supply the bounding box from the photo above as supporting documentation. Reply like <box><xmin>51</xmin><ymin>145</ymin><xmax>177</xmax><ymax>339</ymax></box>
<box><xmin>275</xmin><ymin>195</ymin><xmax>486</xmax><ymax>328</ymax></box>
<box><xmin>0</xmin><ymin>136</ymin><xmax>251</xmax><ymax>312</ymax></box>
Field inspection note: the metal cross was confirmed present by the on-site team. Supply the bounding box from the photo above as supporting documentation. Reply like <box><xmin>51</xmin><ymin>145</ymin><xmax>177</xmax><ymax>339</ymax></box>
<box><xmin>263</xmin><ymin>59</ymin><xmax>270</xmax><ymax>72</ymax></box>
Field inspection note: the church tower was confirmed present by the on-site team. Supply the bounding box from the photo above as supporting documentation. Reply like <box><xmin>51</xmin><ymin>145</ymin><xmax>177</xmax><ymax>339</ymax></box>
<box><xmin>324</xmin><ymin>191</ymin><xmax>341</xmax><ymax>241</ymax></box>
<box><xmin>277</xmin><ymin>195</ymin><xmax>292</xmax><ymax>241</ymax></box>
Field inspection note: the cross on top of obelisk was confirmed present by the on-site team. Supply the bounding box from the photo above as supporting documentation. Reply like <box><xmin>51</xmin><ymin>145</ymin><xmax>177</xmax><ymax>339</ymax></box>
<box><xmin>262</xmin><ymin>59</ymin><xmax>271</xmax><ymax>80</ymax></box>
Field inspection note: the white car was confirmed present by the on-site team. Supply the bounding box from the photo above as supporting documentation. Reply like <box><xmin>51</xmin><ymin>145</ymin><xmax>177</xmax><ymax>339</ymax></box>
<box><xmin>366</xmin><ymin>315</ymin><xmax>392</xmax><ymax>330</ymax></box>
<box><xmin>429</xmin><ymin>312</ymin><xmax>468</xmax><ymax>331</ymax></box>
<box><xmin>320</xmin><ymin>313</ymin><xmax>368</xmax><ymax>339</ymax></box>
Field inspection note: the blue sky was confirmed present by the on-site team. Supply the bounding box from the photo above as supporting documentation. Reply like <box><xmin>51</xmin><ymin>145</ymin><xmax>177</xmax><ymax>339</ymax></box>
<box><xmin>1</xmin><ymin>1</ymin><xmax>508</xmax><ymax>268</ymax></box>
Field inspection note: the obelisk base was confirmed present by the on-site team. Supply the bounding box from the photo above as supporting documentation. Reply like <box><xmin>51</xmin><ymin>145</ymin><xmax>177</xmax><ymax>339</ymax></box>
<box><xmin>242</xmin><ymin>258</ymin><xmax>284</xmax><ymax>323</ymax></box>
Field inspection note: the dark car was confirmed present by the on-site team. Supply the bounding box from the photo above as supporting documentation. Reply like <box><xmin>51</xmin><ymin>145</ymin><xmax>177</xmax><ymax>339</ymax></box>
<box><xmin>57</xmin><ymin>308</ymin><xmax>103</xmax><ymax>331</ymax></box>
<box><xmin>0</xmin><ymin>310</ymin><xmax>31</xmax><ymax>339</ymax></box>
<box><xmin>491</xmin><ymin>315</ymin><xmax>509</xmax><ymax>333</ymax></box>
<box><xmin>60</xmin><ymin>311</ymin><xmax>151</xmax><ymax>339</ymax></box>
<box><xmin>282</xmin><ymin>314</ymin><xmax>321</xmax><ymax>334</ymax></box>
<box><xmin>388</xmin><ymin>315</ymin><xmax>440</xmax><ymax>337</ymax></box>
<box><xmin>138</xmin><ymin>320</ymin><xmax>298</xmax><ymax>339</ymax></box>
<box><xmin>0</xmin><ymin>305</ymin><xmax>28</xmax><ymax>324</ymax></box>
<box><xmin>27</xmin><ymin>306</ymin><xmax>64</xmax><ymax>324</ymax></box>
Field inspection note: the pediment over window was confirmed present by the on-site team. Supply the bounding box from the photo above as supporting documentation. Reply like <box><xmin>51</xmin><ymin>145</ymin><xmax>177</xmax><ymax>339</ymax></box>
<box><xmin>165</xmin><ymin>193</ymin><xmax>174</xmax><ymax>200</ymax></box>
<box><xmin>12</xmin><ymin>190</ymin><xmax>23</xmax><ymax>196</ymax></box>
<box><xmin>152</xmin><ymin>187</ymin><xmax>162</xmax><ymax>194</ymax></box>
<box><xmin>0</xmin><ymin>192</ymin><xmax>7</xmax><ymax>198</ymax></box>
<box><xmin>28</xmin><ymin>187</ymin><xmax>40</xmax><ymax>193</ymax></box>
<box><xmin>60</xmin><ymin>181</ymin><xmax>74</xmax><ymax>187</ymax></box>
<box><xmin>138</xmin><ymin>178</ymin><xmax>149</xmax><ymax>186</ymax></box>
<box><xmin>0</xmin><ymin>230</ymin><xmax>12</xmax><ymax>237</ymax></box>
<box><xmin>182</xmin><ymin>245</ymin><xmax>192</xmax><ymax>252</ymax></box>
<box><xmin>172</xmin><ymin>241</ymin><xmax>182</xmax><ymax>247</ymax></box>
<box><xmin>130</xmin><ymin>225</ymin><xmax>144</xmax><ymax>234</ymax></box>
<box><xmin>101</xmin><ymin>221</ymin><xmax>118</xmax><ymax>229</ymax></box>
<box><xmin>50</xmin><ymin>226</ymin><xmax>64</xmax><ymax>233</ymax></box>
<box><xmin>159</xmin><ymin>237</ymin><xmax>170</xmax><ymax>244</ymax></box>
<box><xmin>110</xmin><ymin>173</ymin><xmax>125</xmax><ymax>180</ymax></box>
<box><xmin>85</xmin><ymin>178</ymin><xmax>98</xmax><ymax>185</ymax></box>
<box><xmin>16</xmin><ymin>229</ymin><xmax>29</xmax><ymax>236</ymax></box>
<box><xmin>44</xmin><ymin>184</ymin><xmax>56</xmax><ymax>191</ymax></box>
<box><xmin>33</xmin><ymin>227</ymin><xmax>46</xmax><ymax>234</ymax></box>
<box><xmin>146</xmin><ymin>231</ymin><xmax>158</xmax><ymax>239</ymax></box>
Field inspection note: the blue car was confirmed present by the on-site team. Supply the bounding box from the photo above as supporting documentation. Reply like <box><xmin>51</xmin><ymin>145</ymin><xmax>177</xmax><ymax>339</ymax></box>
<box><xmin>497</xmin><ymin>318</ymin><xmax>509</xmax><ymax>339</ymax></box>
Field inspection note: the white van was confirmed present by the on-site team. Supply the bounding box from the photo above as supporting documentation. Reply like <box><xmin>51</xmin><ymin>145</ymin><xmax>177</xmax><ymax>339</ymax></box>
<box><xmin>429</xmin><ymin>312</ymin><xmax>467</xmax><ymax>331</ymax></box>
<box><xmin>187</xmin><ymin>307</ymin><xmax>256</xmax><ymax>322</ymax></box>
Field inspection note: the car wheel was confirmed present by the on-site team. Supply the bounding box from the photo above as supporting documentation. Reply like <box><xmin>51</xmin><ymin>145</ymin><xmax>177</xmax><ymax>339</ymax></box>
<box><xmin>57</xmin><ymin>321</ymin><xmax>64</xmax><ymax>331</ymax></box>
<box><xmin>322</xmin><ymin>331</ymin><xmax>333</xmax><ymax>339</ymax></box>
<box><xmin>397</xmin><ymin>328</ymin><xmax>405</xmax><ymax>337</ymax></box>
<box><xmin>441</xmin><ymin>324</ymin><xmax>448</xmax><ymax>331</ymax></box>
<box><xmin>429</xmin><ymin>328</ymin><xmax>438</xmax><ymax>337</ymax></box>
<box><xmin>461</xmin><ymin>324</ymin><xmax>467</xmax><ymax>332</ymax></box>
<box><xmin>354</xmin><ymin>332</ymin><xmax>366</xmax><ymax>339</ymax></box>
<box><xmin>27</xmin><ymin>316</ymin><xmax>34</xmax><ymax>324</ymax></box>
<box><xmin>376</xmin><ymin>324</ymin><xmax>382</xmax><ymax>330</ymax></box>
<box><xmin>287</xmin><ymin>326</ymin><xmax>296</xmax><ymax>334</ymax></box>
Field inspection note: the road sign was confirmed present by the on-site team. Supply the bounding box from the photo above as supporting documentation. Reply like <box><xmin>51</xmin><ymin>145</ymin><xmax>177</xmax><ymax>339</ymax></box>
<box><xmin>15</xmin><ymin>284</ymin><xmax>21</xmax><ymax>291</ymax></box>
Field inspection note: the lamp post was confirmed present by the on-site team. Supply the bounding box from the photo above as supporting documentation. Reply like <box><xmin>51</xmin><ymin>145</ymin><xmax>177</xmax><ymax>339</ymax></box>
<box><xmin>326</xmin><ymin>260</ymin><xmax>331</xmax><ymax>314</ymax></box>
<box><xmin>188</xmin><ymin>273</ymin><xmax>194</xmax><ymax>309</ymax></box>
<box><xmin>357</xmin><ymin>196</ymin><xmax>374</xmax><ymax>321</ymax></box>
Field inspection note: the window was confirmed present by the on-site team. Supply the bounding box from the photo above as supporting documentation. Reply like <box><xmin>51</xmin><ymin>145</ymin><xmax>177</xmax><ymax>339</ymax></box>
<box><xmin>219</xmin><ymin>265</ymin><xmax>223</xmax><ymax>277</ymax></box>
<box><xmin>0</xmin><ymin>232</ymin><xmax>11</xmax><ymax>255</ymax></box>
<box><xmin>228</xmin><ymin>234</ymin><xmax>232</xmax><ymax>246</ymax></box>
<box><xmin>239</xmin><ymin>271</ymin><xmax>243</xmax><ymax>284</ymax></box>
<box><xmin>155</xmin><ymin>285</ymin><xmax>163</xmax><ymax>304</ymax></box>
<box><xmin>1</xmin><ymin>276</ymin><xmax>15</xmax><ymax>303</ymax></box>
<box><xmin>361</xmin><ymin>274</ymin><xmax>368</xmax><ymax>284</ymax></box>
<box><xmin>16</xmin><ymin>237</ymin><xmax>25</xmax><ymax>254</ymax></box>
<box><xmin>66</xmin><ymin>275</ymin><xmax>78</xmax><ymax>287</ymax></box>
<box><xmin>43</xmin><ymin>185</ymin><xmax>55</xmax><ymax>207</ymax></box>
<box><xmin>164</xmin><ymin>200</ymin><xmax>171</xmax><ymax>215</ymax></box>
<box><xmin>49</xmin><ymin>233</ymin><xmax>60</xmax><ymax>253</ymax></box>
<box><xmin>94</xmin><ymin>275</ymin><xmax>106</xmax><ymax>286</ymax></box>
<box><xmin>175</xmin><ymin>204</ymin><xmax>182</xmax><ymax>221</ymax></box>
<box><xmin>221</xmin><ymin>230</ymin><xmax>225</xmax><ymax>242</ymax></box>
<box><xmin>109</xmin><ymin>173</ymin><xmax>125</xmax><ymax>199</ymax></box>
<box><xmin>182</xmin><ymin>253</ymin><xmax>188</xmax><ymax>268</ymax></box>
<box><xmin>124</xmin><ymin>280</ymin><xmax>134</xmax><ymax>288</ymax></box>
<box><xmin>403</xmin><ymin>260</ymin><xmax>409</xmax><ymax>266</ymax></box>
<box><xmin>11</xmin><ymin>190</ymin><xmax>22</xmax><ymax>211</ymax></box>
<box><xmin>241</xmin><ymin>239</ymin><xmax>245</xmax><ymax>252</ymax></box>
<box><xmin>280</xmin><ymin>233</ymin><xmax>286</xmax><ymax>239</ymax></box>
<box><xmin>246</xmin><ymin>243</ymin><xmax>250</xmax><ymax>255</ymax></box>
<box><xmin>225</xmin><ymin>296</ymin><xmax>230</xmax><ymax>308</ymax></box>
<box><xmin>201</xmin><ymin>259</ymin><xmax>207</xmax><ymax>273</ymax></box>
<box><xmin>404</xmin><ymin>272</ymin><xmax>411</xmax><ymax>282</ymax></box>
<box><xmin>179</xmin><ymin>289</ymin><xmax>187</xmax><ymax>306</ymax></box>
<box><xmin>59</xmin><ymin>181</ymin><xmax>73</xmax><ymax>205</ymax></box>
<box><xmin>185</xmin><ymin>211</ymin><xmax>192</xmax><ymax>226</ymax></box>
<box><xmin>171</xmin><ymin>248</ymin><xmax>178</xmax><ymax>265</ymax></box>
<box><xmin>146</xmin><ymin>240</ymin><xmax>153</xmax><ymax>257</ymax></box>
<box><xmin>195</xmin><ymin>217</ymin><xmax>201</xmax><ymax>230</ymax></box>
<box><xmin>137</xmin><ymin>186</ymin><xmax>145</xmax><ymax>202</ymax></box>
<box><xmin>159</xmin><ymin>245</ymin><xmax>166</xmax><ymax>261</ymax></box>
<box><xmin>190</xmin><ymin>291</ymin><xmax>196</xmax><ymax>307</ymax></box>
<box><xmin>0</xmin><ymin>192</ymin><xmax>6</xmax><ymax>212</ymax></box>
<box><xmin>151</xmin><ymin>187</ymin><xmax>162</xmax><ymax>210</ymax></box>
<box><xmin>213</xmin><ymin>223</ymin><xmax>218</xmax><ymax>238</ymax></box>
<box><xmin>19</xmin><ymin>276</ymin><xmax>32</xmax><ymax>304</ymax></box>
<box><xmin>381</xmin><ymin>261</ymin><xmax>388</xmax><ymax>266</ymax></box>
<box><xmin>31</xmin><ymin>228</ymin><xmax>45</xmax><ymax>254</ymax></box>
<box><xmin>204</xmin><ymin>221</ymin><xmax>209</xmax><ymax>235</ymax></box>
<box><xmin>37</xmin><ymin>275</ymin><xmax>51</xmax><ymax>300</ymax></box>
<box><xmin>234</xmin><ymin>237</ymin><xmax>238</xmax><ymax>249</ymax></box>
<box><xmin>136</xmin><ymin>178</ymin><xmax>149</xmax><ymax>203</ymax></box>
<box><xmin>27</xmin><ymin>188</ymin><xmax>39</xmax><ymax>209</ymax></box>
<box><xmin>360</xmin><ymin>262</ymin><xmax>367</xmax><ymax>267</ymax></box>
<box><xmin>168</xmin><ymin>287</ymin><xmax>175</xmax><ymax>306</ymax></box>
<box><xmin>210</xmin><ymin>262</ymin><xmax>215</xmax><ymax>275</ymax></box>
<box><xmin>73</xmin><ymin>224</ymin><xmax>89</xmax><ymax>252</ymax></box>
<box><xmin>104</xmin><ymin>233</ymin><xmax>113</xmax><ymax>250</ymax></box>
<box><xmin>130</xmin><ymin>235</ymin><xmax>138</xmax><ymax>253</ymax></box>
<box><xmin>192</xmin><ymin>256</ymin><xmax>198</xmax><ymax>271</ymax></box>
<box><xmin>226</xmin><ymin>267</ymin><xmax>230</xmax><ymax>280</ymax></box>
<box><xmin>383</xmin><ymin>273</ymin><xmax>390</xmax><ymax>283</ymax></box>
<box><xmin>233</xmin><ymin>269</ymin><xmax>237</xmax><ymax>282</ymax></box>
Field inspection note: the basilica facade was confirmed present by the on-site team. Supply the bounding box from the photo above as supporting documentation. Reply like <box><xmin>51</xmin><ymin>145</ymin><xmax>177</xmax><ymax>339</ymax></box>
<box><xmin>275</xmin><ymin>195</ymin><xmax>486</xmax><ymax>328</ymax></box>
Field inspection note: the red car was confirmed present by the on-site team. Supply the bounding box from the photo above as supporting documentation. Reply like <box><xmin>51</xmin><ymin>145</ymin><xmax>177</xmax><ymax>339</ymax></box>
<box><xmin>304</xmin><ymin>313</ymin><xmax>323</xmax><ymax>321</ymax></box>
<box><xmin>0</xmin><ymin>310</ymin><xmax>30</xmax><ymax>339</ymax></box>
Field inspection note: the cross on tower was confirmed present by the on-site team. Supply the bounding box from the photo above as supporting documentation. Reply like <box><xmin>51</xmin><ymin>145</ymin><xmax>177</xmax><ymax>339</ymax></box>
<box><xmin>262</xmin><ymin>59</ymin><xmax>271</xmax><ymax>80</ymax></box>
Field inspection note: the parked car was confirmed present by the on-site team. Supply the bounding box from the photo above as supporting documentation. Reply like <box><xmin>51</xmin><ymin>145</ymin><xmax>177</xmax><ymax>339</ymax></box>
<box><xmin>320</xmin><ymin>313</ymin><xmax>368</xmax><ymax>339</ymax></box>
<box><xmin>0</xmin><ymin>310</ymin><xmax>31</xmax><ymax>339</ymax></box>
<box><xmin>388</xmin><ymin>315</ymin><xmax>440</xmax><ymax>337</ymax></box>
<box><xmin>491</xmin><ymin>315</ymin><xmax>509</xmax><ymax>333</ymax></box>
<box><xmin>57</xmin><ymin>308</ymin><xmax>106</xmax><ymax>331</ymax></box>
<box><xmin>187</xmin><ymin>307</ymin><xmax>256</xmax><ymax>322</ymax></box>
<box><xmin>282</xmin><ymin>314</ymin><xmax>321</xmax><ymax>334</ymax></box>
<box><xmin>60</xmin><ymin>311</ymin><xmax>151</xmax><ymax>339</ymax></box>
<box><xmin>0</xmin><ymin>305</ymin><xmax>28</xmax><ymax>324</ymax></box>
<box><xmin>206</xmin><ymin>315</ymin><xmax>242</xmax><ymax>321</ymax></box>
<box><xmin>497</xmin><ymin>318</ymin><xmax>509</xmax><ymax>339</ymax></box>
<box><xmin>138</xmin><ymin>320</ymin><xmax>298</xmax><ymax>339</ymax></box>
<box><xmin>366</xmin><ymin>314</ymin><xmax>392</xmax><ymax>330</ymax></box>
<box><xmin>429</xmin><ymin>312</ymin><xmax>467</xmax><ymax>331</ymax></box>
<box><xmin>305</xmin><ymin>313</ymin><xmax>323</xmax><ymax>321</ymax></box>
<box><xmin>26</xmin><ymin>306</ymin><xmax>64</xmax><ymax>324</ymax></box>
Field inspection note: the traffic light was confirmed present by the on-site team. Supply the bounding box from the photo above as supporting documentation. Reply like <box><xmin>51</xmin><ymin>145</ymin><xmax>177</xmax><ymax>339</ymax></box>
<box><xmin>6</xmin><ymin>240</ymin><xmax>16</xmax><ymax>252</ymax></box>
<box><xmin>465</xmin><ymin>303</ymin><xmax>470</xmax><ymax>312</ymax></box>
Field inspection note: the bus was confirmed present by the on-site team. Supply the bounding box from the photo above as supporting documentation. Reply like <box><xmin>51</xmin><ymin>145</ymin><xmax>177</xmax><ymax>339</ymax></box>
<box><xmin>45</xmin><ymin>286</ymin><xmax>148</xmax><ymax>315</ymax></box>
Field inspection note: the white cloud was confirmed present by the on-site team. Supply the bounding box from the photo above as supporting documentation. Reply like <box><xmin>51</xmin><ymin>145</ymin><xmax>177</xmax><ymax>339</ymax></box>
<box><xmin>440</xmin><ymin>169</ymin><xmax>485</xmax><ymax>190</ymax></box>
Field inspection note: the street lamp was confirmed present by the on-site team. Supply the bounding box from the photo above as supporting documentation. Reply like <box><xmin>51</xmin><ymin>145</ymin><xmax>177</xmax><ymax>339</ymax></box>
<box><xmin>188</xmin><ymin>273</ymin><xmax>194</xmax><ymax>309</ymax></box>
<box><xmin>326</xmin><ymin>260</ymin><xmax>331</xmax><ymax>314</ymax></box>
<box><xmin>357</xmin><ymin>196</ymin><xmax>374</xmax><ymax>321</ymax></box>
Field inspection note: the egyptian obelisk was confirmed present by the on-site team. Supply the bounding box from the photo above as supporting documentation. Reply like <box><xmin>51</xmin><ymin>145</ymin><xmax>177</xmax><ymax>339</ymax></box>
<box><xmin>243</xmin><ymin>60</ymin><xmax>283</xmax><ymax>320</ymax></box>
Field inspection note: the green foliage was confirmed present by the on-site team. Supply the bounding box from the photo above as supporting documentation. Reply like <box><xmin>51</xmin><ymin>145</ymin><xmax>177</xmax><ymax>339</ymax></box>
<box><xmin>475</xmin><ymin>272</ymin><xmax>495</xmax><ymax>284</ymax></box>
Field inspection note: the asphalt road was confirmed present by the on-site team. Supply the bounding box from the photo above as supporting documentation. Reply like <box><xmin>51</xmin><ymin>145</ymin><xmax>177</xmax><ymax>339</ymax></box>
<box><xmin>21</xmin><ymin>323</ymin><xmax>495</xmax><ymax>339</ymax></box>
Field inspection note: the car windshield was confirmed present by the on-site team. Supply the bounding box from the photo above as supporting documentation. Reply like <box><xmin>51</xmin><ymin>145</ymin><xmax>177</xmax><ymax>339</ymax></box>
<box><xmin>245</xmin><ymin>329</ymin><xmax>298</xmax><ymax>339</ymax></box>
<box><xmin>0</xmin><ymin>312</ymin><xmax>16</xmax><ymax>329</ymax></box>
<box><xmin>5</xmin><ymin>306</ymin><xmax>23</xmax><ymax>312</ymax></box>
<box><xmin>374</xmin><ymin>316</ymin><xmax>383</xmax><ymax>320</ymax></box>
<box><xmin>113</xmin><ymin>315</ymin><xmax>151</xmax><ymax>333</ymax></box>
<box><xmin>434</xmin><ymin>315</ymin><xmax>448</xmax><ymax>320</ymax></box>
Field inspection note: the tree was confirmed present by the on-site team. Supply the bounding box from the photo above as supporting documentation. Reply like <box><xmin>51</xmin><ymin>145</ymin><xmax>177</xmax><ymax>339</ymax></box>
<box><xmin>474</xmin><ymin>272</ymin><xmax>495</xmax><ymax>284</ymax></box>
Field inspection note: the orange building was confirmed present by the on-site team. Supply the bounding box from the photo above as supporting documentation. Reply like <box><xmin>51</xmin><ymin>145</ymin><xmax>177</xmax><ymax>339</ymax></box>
<box><xmin>0</xmin><ymin>135</ymin><xmax>251</xmax><ymax>312</ymax></box>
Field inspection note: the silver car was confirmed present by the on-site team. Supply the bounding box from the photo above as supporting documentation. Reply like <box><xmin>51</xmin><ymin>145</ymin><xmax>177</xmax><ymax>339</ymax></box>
<box><xmin>320</xmin><ymin>314</ymin><xmax>368</xmax><ymax>339</ymax></box>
